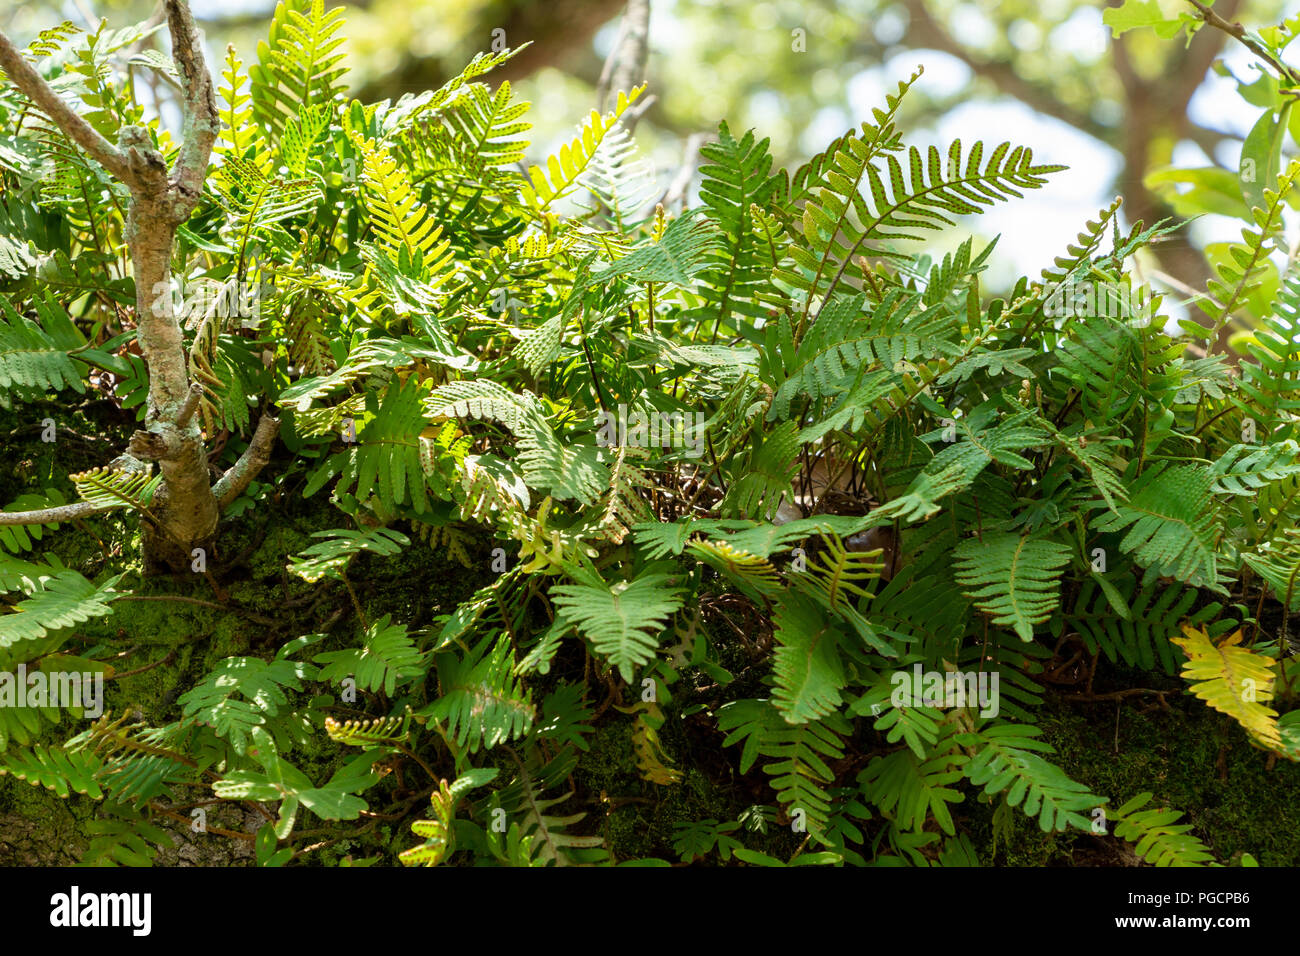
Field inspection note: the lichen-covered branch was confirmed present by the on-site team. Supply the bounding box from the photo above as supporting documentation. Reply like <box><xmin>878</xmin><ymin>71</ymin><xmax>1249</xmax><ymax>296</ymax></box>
<box><xmin>0</xmin><ymin>501</ymin><xmax>117</xmax><ymax>527</ymax></box>
<box><xmin>165</xmin><ymin>0</ymin><xmax>221</xmax><ymax>215</ymax></box>
<box><xmin>1</xmin><ymin>2</ymin><xmax>227</xmax><ymax>567</ymax></box>
<box><xmin>0</xmin><ymin>31</ymin><xmax>137</xmax><ymax>186</ymax></box>
<box><xmin>213</xmin><ymin>413</ymin><xmax>282</xmax><ymax>511</ymax></box>
<box><xmin>597</xmin><ymin>0</ymin><xmax>651</xmax><ymax>115</ymax></box>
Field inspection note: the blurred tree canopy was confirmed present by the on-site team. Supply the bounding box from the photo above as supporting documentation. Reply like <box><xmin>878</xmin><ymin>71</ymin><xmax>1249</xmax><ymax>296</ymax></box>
<box><xmin>3</xmin><ymin>0</ymin><xmax>1291</xmax><ymax>317</ymax></box>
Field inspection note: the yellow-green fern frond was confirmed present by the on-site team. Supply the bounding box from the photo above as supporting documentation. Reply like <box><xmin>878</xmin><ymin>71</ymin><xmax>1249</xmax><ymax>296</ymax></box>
<box><xmin>1170</xmin><ymin>624</ymin><xmax>1281</xmax><ymax>750</ymax></box>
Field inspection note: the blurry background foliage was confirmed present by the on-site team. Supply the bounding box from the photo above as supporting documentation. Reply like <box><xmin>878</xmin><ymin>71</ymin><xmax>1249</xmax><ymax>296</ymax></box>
<box><xmin>2</xmin><ymin>0</ymin><xmax>1296</xmax><ymax>305</ymax></box>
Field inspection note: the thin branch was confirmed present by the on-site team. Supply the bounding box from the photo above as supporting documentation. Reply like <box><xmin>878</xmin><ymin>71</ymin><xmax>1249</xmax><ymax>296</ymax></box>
<box><xmin>0</xmin><ymin>500</ymin><xmax>116</xmax><ymax>527</ymax></box>
<box><xmin>660</xmin><ymin>132</ymin><xmax>705</xmax><ymax>210</ymax></box>
<box><xmin>0</xmin><ymin>29</ymin><xmax>136</xmax><ymax>186</ymax></box>
<box><xmin>597</xmin><ymin>0</ymin><xmax>651</xmax><ymax>127</ymax></box>
<box><xmin>1186</xmin><ymin>0</ymin><xmax>1300</xmax><ymax>87</ymax></box>
<box><xmin>164</xmin><ymin>0</ymin><xmax>220</xmax><ymax>213</ymax></box>
<box><xmin>213</xmin><ymin>412</ymin><xmax>281</xmax><ymax>510</ymax></box>
<box><xmin>175</xmin><ymin>381</ymin><xmax>204</xmax><ymax>428</ymax></box>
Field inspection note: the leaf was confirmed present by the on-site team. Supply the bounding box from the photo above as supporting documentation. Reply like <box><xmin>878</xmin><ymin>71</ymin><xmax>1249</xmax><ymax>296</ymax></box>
<box><xmin>1169</xmin><ymin>625</ymin><xmax>1281</xmax><ymax>751</ymax></box>
<box><xmin>314</xmin><ymin>614</ymin><xmax>425</xmax><ymax>696</ymax></box>
<box><xmin>552</xmin><ymin>566</ymin><xmax>685</xmax><ymax>681</ymax></box>
<box><xmin>953</xmin><ymin>532</ymin><xmax>1071</xmax><ymax>641</ymax></box>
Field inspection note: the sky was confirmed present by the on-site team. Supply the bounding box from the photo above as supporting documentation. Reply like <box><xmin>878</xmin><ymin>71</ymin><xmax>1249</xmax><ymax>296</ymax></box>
<box><xmin>31</xmin><ymin>0</ymin><xmax>1280</xmax><ymax>300</ymax></box>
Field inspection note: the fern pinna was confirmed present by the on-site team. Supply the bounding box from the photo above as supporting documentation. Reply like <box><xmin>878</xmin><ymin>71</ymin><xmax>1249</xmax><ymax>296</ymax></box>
<box><xmin>1</xmin><ymin>0</ymin><xmax>1298</xmax><ymax>868</ymax></box>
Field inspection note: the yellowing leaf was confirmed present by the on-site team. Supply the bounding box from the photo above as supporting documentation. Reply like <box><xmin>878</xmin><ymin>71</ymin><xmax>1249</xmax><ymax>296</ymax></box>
<box><xmin>1170</xmin><ymin>624</ymin><xmax>1281</xmax><ymax>750</ymax></box>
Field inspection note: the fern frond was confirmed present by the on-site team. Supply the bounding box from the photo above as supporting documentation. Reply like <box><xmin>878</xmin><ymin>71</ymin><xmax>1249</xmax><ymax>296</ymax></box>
<box><xmin>958</xmin><ymin>723</ymin><xmax>1102</xmax><ymax>832</ymax></box>
<box><xmin>69</xmin><ymin>466</ymin><xmax>161</xmax><ymax>514</ymax></box>
<box><xmin>953</xmin><ymin>531</ymin><xmax>1071</xmax><ymax>641</ymax></box>
<box><xmin>1091</xmin><ymin>463</ymin><xmax>1222</xmax><ymax>590</ymax></box>
<box><xmin>717</xmin><ymin>699</ymin><xmax>850</xmax><ymax>836</ymax></box>
<box><xmin>770</xmin><ymin>590</ymin><xmax>847</xmax><ymax>724</ymax></box>
<box><xmin>1111</xmin><ymin>792</ymin><xmax>1217</xmax><ymax>867</ymax></box>
<box><xmin>423</xmin><ymin>634</ymin><xmax>535</xmax><ymax>753</ymax></box>
<box><xmin>551</xmin><ymin>564</ymin><xmax>685</xmax><ymax>681</ymax></box>
<box><xmin>859</xmin><ymin>725</ymin><xmax>966</xmax><ymax>835</ymax></box>
<box><xmin>0</xmin><ymin>296</ymin><xmax>85</xmax><ymax>395</ymax></box>
<box><xmin>1170</xmin><ymin>624</ymin><xmax>1281</xmax><ymax>750</ymax></box>
<box><xmin>314</xmin><ymin>614</ymin><xmax>425</xmax><ymax>696</ymax></box>
<box><xmin>1210</xmin><ymin>441</ymin><xmax>1300</xmax><ymax>495</ymax></box>
<box><xmin>520</xmin><ymin>87</ymin><xmax>646</xmax><ymax>211</ymax></box>
<box><xmin>325</xmin><ymin>713</ymin><xmax>408</xmax><ymax>747</ymax></box>
<box><xmin>0</xmin><ymin>744</ymin><xmax>105</xmax><ymax>799</ymax></box>
<box><xmin>288</xmin><ymin>526</ymin><xmax>410</xmax><ymax>583</ymax></box>
<box><xmin>249</xmin><ymin>0</ymin><xmax>349</xmax><ymax>140</ymax></box>
<box><xmin>1235</xmin><ymin>268</ymin><xmax>1300</xmax><ymax>441</ymax></box>
<box><xmin>0</xmin><ymin>568</ymin><xmax>120</xmax><ymax>647</ymax></box>
<box><xmin>784</xmin><ymin>136</ymin><xmax>1063</xmax><ymax>318</ymax></box>
<box><xmin>178</xmin><ymin>657</ymin><xmax>312</xmax><ymax>755</ymax></box>
<box><xmin>308</xmin><ymin>377</ymin><xmax>435</xmax><ymax>512</ymax></box>
<box><xmin>1184</xmin><ymin>159</ymin><xmax>1299</xmax><ymax>345</ymax></box>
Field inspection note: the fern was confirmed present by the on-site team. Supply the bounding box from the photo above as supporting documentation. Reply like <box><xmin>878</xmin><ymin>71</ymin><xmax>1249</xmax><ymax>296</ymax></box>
<box><xmin>958</xmin><ymin>723</ymin><xmax>1102</xmax><ymax>832</ymax></box>
<box><xmin>1184</xmin><ymin>160</ymin><xmax>1299</xmax><ymax>345</ymax></box>
<box><xmin>859</xmin><ymin>727</ymin><xmax>966</xmax><ymax>835</ymax></box>
<box><xmin>1235</xmin><ymin>269</ymin><xmax>1300</xmax><ymax>441</ymax></box>
<box><xmin>770</xmin><ymin>590</ymin><xmax>848</xmax><ymax>725</ymax></box>
<box><xmin>178</xmin><ymin>657</ymin><xmax>313</xmax><ymax>755</ymax></box>
<box><xmin>0</xmin><ymin>296</ymin><xmax>85</xmax><ymax>395</ymax></box>
<box><xmin>520</xmin><ymin>87</ymin><xmax>645</xmax><ymax>211</ymax></box>
<box><xmin>288</xmin><ymin>526</ymin><xmax>409</xmax><ymax>583</ymax></box>
<box><xmin>1170</xmin><ymin>624</ymin><xmax>1281</xmax><ymax>751</ymax></box>
<box><xmin>953</xmin><ymin>532</ymin><xmax>1071</xmax><ymax>641</ymax></box>
<box><xmin>695</xmin><ymin>120</ymin><xmax>783</xmax><ymax>333</ymax></box>
<box><xmin>0</xmin><ymin>568</ymin><xmax>121</xmax><ymax>647</ymax></box>
<box><xmin>1111</xmin><ymin>792</ymin><xmax>1217</xmax><ymax>867</ymax></box>
<box><xmin>69</xmin><ymin>466</ymin><xmax>162</xmax><ymax>514</ymax></box>
<box><xmin>717</xmin><ymin>699</ymin><xmax>850</xmax><ymax>836</ymax></box>
<box><xmin>551</xmin><ymin>564</ymin><xmax>685</xmax><ymax>681</ymax></box>
<box><xmin>314</xmin><ymin>614</ymin><xmax>425</xmax><ymax>696</ymax></box>
<box><xmin>325</xmin><ymin>713</ymin><xmax>408</xmax><ymax>747</ymax></box>
<box><xmin>422</xmin><ymin>634</ymin><xmax>536</xmax><ymax>753</ymax></box>
<box><xmin>785</xmin><ymin>135</ymin><xmax>1063</xmax><ymax>321</ymax></box>
<box><xmin>0</xmin><ymin>743</ymin><xmax>105</xmax><ymax>799</ymax></box>
<box><xmin>1091</xmin><ymin>463</ymin><xmax>1223</xmax><ymax>590</ymax></box>
<box><xmin>488</xmin><ymin>744</ymin><xmax>608</xmax><ymax>866</ymax></box>
<box><xmin>249</xmin><ymin>0</ymin><xmax>349</xmax><ymax>140</ymax></box>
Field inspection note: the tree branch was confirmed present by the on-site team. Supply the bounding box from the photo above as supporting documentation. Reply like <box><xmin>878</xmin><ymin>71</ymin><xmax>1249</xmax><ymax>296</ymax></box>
<box><xmin>899</xmin><ymin>0</ymin><xmax>1112</xmax><ymax>144</ymax></box>
<box><xmin>0</xmin><ymin>500</ymin><xmax>117</xmax><ymax>527</ymax></box>
<box><xmin>597</xmin><ymin>0</ymin><xmax>651</xmax><ymax>117</ymax></box>
<box><xmin>1186</xmin><ymin>0</ymin><xmax>1300</xmax><ymax>87</ymax></box>
<box><xmin>213</xmin><ymin>413</ymin><xmax>281</xmax><ymax>510</ymax></box>
<box><xmin>0</xmin><ymin>29</ymin><xmax>136</xmax><ymax>187</ymax></box>
<box><xmin>164</xmin><ymin>0</ymin><xmax>219</xmax><ymax>216</ymax></box>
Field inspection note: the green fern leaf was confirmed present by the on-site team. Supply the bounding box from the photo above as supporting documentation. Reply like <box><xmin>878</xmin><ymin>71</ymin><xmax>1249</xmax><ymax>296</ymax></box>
<box><xmin>953</xmin><ymin>531</ymin><xmax>1071</xmax><ymax>641</ymax></box>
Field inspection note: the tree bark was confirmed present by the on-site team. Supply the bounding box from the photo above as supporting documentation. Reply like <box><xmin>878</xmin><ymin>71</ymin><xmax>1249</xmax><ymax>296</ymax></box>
<box><xmin>0</xmin><ymin>1</ymin><xmax>273</xmax><ymax>571</ymax></box>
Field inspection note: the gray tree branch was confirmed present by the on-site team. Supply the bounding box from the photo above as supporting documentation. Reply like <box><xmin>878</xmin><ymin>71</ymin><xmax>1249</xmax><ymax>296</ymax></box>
<box><xmin>0</xmin><ymin>29</ymin><xmax>137</xmax><ymax>187</ymax></box>
<box><xmin>213</xmin><ymin>413</ymin><xmax>281</xmax><ymax>510</ymax></box>
<box><xmin>0</xmin><ymin>501</ymin><xmax>118</xmax><ymax>527</ymax></box>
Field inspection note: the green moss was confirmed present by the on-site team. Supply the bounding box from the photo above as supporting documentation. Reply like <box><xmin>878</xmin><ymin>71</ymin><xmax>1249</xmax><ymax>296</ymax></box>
<box><xmin>956</xmin><ymin>690</ymin><xmax>1300</xmax><ymax>866</ymax></box>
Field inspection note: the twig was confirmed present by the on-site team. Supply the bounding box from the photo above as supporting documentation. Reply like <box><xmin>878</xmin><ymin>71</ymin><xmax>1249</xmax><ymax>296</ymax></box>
<box><xmin>213</xmin><ymin>412</ymin><xmax>281</xmax><ymax>509</ymax></box>
<box><xmin>1185</xmin><ymin>0</ymin><xmax>1300</xmax><ymax>87</ymax></box>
